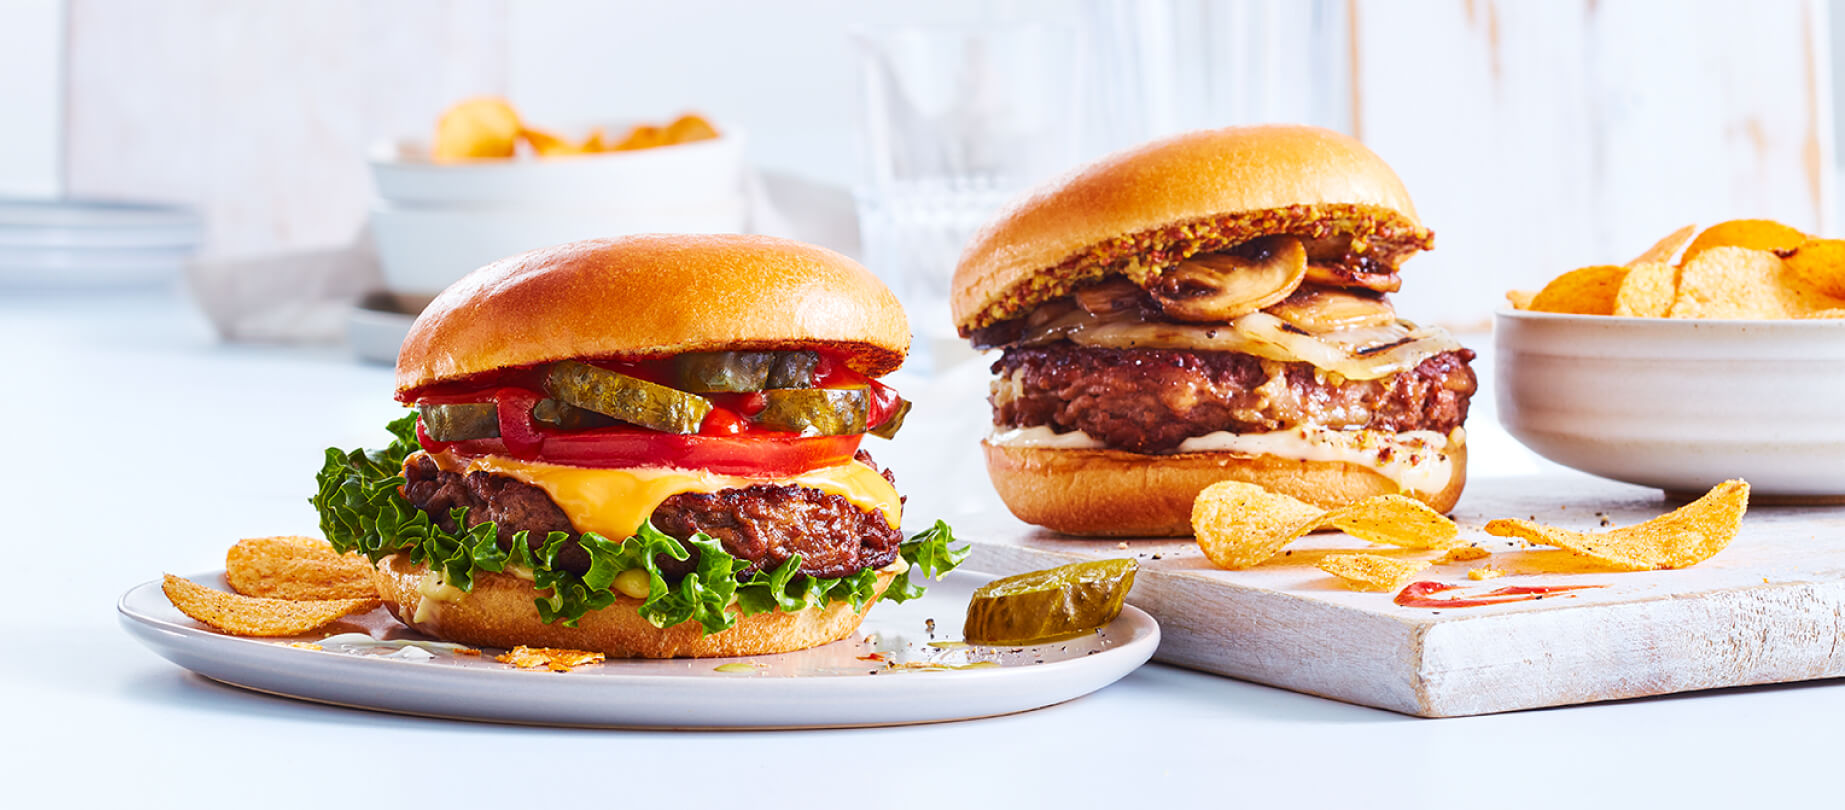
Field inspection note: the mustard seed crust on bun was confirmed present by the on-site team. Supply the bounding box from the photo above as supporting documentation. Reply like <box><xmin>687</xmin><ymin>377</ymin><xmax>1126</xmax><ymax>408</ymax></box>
<box><xmin>398</xmin><ymin>233</ymin><xmax>911</xmax><ymax>394</ymax></box>
<box><xmin>954</xmin><ymin>125</ymin><xmax>1474</xmax><ymax>536</ymax></box>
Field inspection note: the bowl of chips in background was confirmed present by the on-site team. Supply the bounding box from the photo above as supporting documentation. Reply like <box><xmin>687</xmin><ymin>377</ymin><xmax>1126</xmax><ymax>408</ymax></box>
<box><xmin>369</xmin><ymin>98</ymin><xmax>749</xmax><ymax>295</ymax></box>
<box><xmin>1497</xmin><ymin>220</ymin><xmax>1845</xmax><ymax>502</ymax></box>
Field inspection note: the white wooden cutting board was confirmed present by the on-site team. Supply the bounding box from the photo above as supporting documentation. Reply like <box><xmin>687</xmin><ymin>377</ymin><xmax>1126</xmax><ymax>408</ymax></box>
<box><xmin>963</xmin><ymin>472</ymin><xmax>1845</xmax><ymax>717</ymax></box>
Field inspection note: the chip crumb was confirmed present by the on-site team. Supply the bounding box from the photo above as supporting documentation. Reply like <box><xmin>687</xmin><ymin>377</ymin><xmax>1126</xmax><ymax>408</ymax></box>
<box><xmin>1468</xmin><ymin>567</ymin><xmax>1505</xmax><ymax>581</ymax></box>
<box><xmin>283</xmin><ymin>642</ymin><xmax>323</xmax><ymax>651</ymax></box>
<box><xmin>1116</xmin><ymin>542</ymin><xmax>1129</xmax><ymax>550</ymax></box>
<box><xmin>454</xmin><ymin>647</ymin><xmax>482</xmax><ymax>656</ymax></box>
<box><xmin>496</xmin><ymin>646</ymin><xmax>606</xmax><ymax>672</ymax></box>
<box><xmin>1438</xmin><ymin>546</ymin><xmax>1491</xmax><ymax>564</ymax></box>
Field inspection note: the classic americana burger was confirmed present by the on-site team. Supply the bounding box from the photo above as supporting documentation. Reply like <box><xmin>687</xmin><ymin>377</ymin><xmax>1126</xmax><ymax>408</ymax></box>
<box><xmin>313</xmin><ymin>234</ymin><xmax>963</xmax><ymax>657</ymax></box>
<box><xmin>951</xmin><ymin>125</ymin><xmax>1475</xmax><ymax>536</ymax></box>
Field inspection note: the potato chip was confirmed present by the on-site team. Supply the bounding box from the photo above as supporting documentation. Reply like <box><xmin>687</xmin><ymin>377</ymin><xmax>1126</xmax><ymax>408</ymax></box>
<box><xmin>580</xmin><ymin>126</ymin><xmax>608</xmax><ymax>152</ymax></box>
<box><xmin>225</xmin><ymin>536</ymin><xmax>376</xmax><ymax>601</ymax></box>
<box><xmin>1438</xmin><ymin>546</ymin><xmax>1490</xmax><ymax>563</ymax></box>
<box><xmin>496</xmin><ymin>646</ymin><xmax>606</xmax><ymax>672</ymax></box>
<box><xmin>664</xmin><ymin>113</ymin><xmax>719</xmax><ymax>144</ymax></box>
<box><xmin>1191</xmin><ymin>481</ymin><xmax>1324</xmax><ymax>569</ymax></box>
<box><xmin>1613</xmin><ymin>260</ymin><xmax>1677</xmax><ymax>317</ymax></box>
<box><xmin>614</xmin><ymin>124</ymin><xmax>666</xmax><ymax>151</ymax></box>
<box><xmin>1681</xmin><ymin>219</ymin><xmax>1807</xmax><ymax>264</ymax></box>
<box><xmin>1467</xmin><ymin>567</ymin><xmax>1504</xmax><ymax>580</ymax></box>
<box><xmin>1528</xmin><ymin>265</ymin><xmax>1628</xmax><ymax>315</ymax></box>
<box><xmin>1316</xmin><ymin>494</ymin><xmax>1460</xmax><ymax>549</ymax></box>
<box><xmin>519</xmin><ymin>126</ymin><xmax>584</xmax><ymax>158</ymax></box>
<box><xmin>431</xmin><ymin>96</ymin><xmax>522</xmax><ymax>162</ymax></box>
<box><xmin>162</xmin><ymin>574</ymin><xmax>379</xmax><ymax>636</ymax></box>
<box><xmin>1627</xmin><ymin>224</ymin><xmax>1697</xmax><ymax>266</ymax></box>
<box><xmin>1669</xmin><ymin>247</ymin><xmax>1842</xmax><ymax>319</ymax></box>
<box><xmin>1506</xmin><ymin>290</ymin><xmax>1537</xmax><ymax>310</ymax></box>
<box><xmin>1483</xmin><ymin>480</ymin><xmax>1749</xmax><ymax>570</ymax></box>
<box><xmin>1318</xmin><ymin>554</ymin><xmax>1430</xmax><ymax>591</ymax></box>
<box><xmin>1777</xmin><ymin>238</ymin><xmax>1845</xmax><ymax>298</ymax></box>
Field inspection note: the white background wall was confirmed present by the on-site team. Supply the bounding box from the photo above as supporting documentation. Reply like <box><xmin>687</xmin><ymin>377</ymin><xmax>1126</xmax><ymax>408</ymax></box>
<box><xmin>6</xmin><ymin>0</ymin><xmax>1836</xmax><ymax>328</ymax></box>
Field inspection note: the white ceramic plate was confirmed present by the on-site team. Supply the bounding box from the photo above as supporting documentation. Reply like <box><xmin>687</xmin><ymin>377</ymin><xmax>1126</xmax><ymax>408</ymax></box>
<box><xmin>119</xmin><ymin>569</ymin><xmax>1158</xmax><ymax>728</ymax></box>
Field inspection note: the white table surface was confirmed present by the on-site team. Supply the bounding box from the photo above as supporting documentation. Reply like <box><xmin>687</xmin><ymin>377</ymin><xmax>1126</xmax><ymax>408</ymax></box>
<box><xmin>5</xmin><ymin>290</ymin><xmax>1840</xmax><ymax>807</ymax></box>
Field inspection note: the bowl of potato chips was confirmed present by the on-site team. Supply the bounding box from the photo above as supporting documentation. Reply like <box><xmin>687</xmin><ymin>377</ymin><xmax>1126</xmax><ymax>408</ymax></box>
<box><xmin>368</xmin><ymin>98</ymin><xmax>748</xmax><ymax>295</ymax></box>
<box><xmin>1498</xmin><ymin>220</ymin><xmax>1845</xmax><ymax>502</ymax></box>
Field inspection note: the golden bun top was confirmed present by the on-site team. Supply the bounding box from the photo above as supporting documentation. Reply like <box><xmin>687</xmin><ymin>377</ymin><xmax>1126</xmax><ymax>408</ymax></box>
<box><xmin>396</xmin><ymin>234</ymin><xmax>910</xmax><ymax>393</ymax></box>
<box><xmin>952</xmin><ymin>124</ymin><xmax>1427</xmax><ymax>331</ymax></box>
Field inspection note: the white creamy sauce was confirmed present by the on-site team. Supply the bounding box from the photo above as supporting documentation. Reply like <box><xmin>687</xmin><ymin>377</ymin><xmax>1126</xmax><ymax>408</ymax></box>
<box><xmin>988</xmin><ymin>425</ymin><xmax>1462</xmax><ymax>494</ymax></box>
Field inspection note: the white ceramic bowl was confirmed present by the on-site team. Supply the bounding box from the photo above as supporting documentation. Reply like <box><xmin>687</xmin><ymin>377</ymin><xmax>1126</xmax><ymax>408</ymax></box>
<box><xmin>1495</xmin><ymin>309</ymin><xmax>1845</xmax><ymax>501</ymax></box>
<box><xmin>368</xmin><ymin>128</ymin><xmax>745</xmax><ymax>206</ymax></box>
<box><xmin>371</xmin><ymin>197</ymin><xmax>748</xmax><ymax>295</ymax></box>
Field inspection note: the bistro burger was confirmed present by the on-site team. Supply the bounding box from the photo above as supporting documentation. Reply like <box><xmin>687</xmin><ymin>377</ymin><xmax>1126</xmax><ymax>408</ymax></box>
<box><xmin>314</xmin><ymin>234</ymin><xmax>962</xmax><ymax>657</ymax></box>
<box><xmin>952</xmin><ymin>124</ymin><xmax>1474</xmax><ymax>536</ymax></box>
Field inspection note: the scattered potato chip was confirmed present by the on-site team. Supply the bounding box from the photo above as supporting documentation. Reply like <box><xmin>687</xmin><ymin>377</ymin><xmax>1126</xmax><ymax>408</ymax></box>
<box><xmin>1528</xmin><ymin>265</ymin><xmax>1628</xmax><ymax>315</ymax></box>
<box><xmin>162</xmin><ymin>574</ymin><xmax>379</xmax><ymax>636</ymax></box>
<box><xmin>496</xmin><ymin>646</ymin><xmax>606</xmax><ymax>672</ymax></box>
<box><xmin>225</xmin><ymin>536</ymin><xmax>377</xmax><ymax>601</ymax></box>
<box><xmin>580</xmin><ymin>126</ymin><xmax>608</xmax><ymax>152</ymax></box>
<box><xmin>1318</xmin><ymin>554</ymin><xmax>1430</xmax><ymax>591</ymax></box>
<box><xmin>1438</xmin><ymin>546</ymin><xmax>1491</xmax><ymax>563</ymax></box>
<box><xmin>1192</xmin><ymin>482</ymin><xmax>1324</xmax><ymax>569</ymax></box>
<box><xmin>1669</xmin><ymin>247</ymin><xmax>1843</xmax><ymax>319</ymax></box>
<box><xmin>283</xmin><ymin>642</ymin><xmax>324</xmax><ymax>651</ymax></box>
<box><xmin>1613</xmin><ymin>260</ymin><xmax>1677</xmax><ymax>317</ymax></box>
<box><xmin>664</xmin><ymin>113</ymin><xmax>719</xmax><ymax>144</ymax></box>
<box><xmin>1777</xmin><ymin>238</ymin><xmax>1845</xmax><ymax>298</ymax></box>
<box><xmin>1506</xmin><ymin>290</ymin><xmax>1537</xmax><ymax>310</ymax></box>
<box><xmin>1467</xmin><ymin>567</ymin><xmax>1504</xmax><ymax>581</ymax></box>
<box><xmin>1317</xmin><ymin>495</ymin><xmax>1460</xmax><ymax>549</ymax></box>
<box><xmin>1682</xmin><ymin>219</ymin><xmax>1807</xmax><ymax>264</ymax></box>
<box><xmin>432</xmin><ymin>96</ymin><xmax>522</xmax><ymax>162</ymax></box>
<box><xmin>1627</xmin><ymin>224</ymin><xmax>1697</xmax><ymax>266</ymax></box>
<box><xmin>1483</xmin><ymin>480</ymin><xmax>1749</xmax><ymax>570</ymax></box>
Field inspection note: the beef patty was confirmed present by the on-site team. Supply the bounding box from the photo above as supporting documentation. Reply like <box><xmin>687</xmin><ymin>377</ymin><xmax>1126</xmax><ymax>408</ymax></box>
<box><xmin>990</xmin><ymin>342</ymin><xmax>1476</xmax><ymax>453</ymax></box>
<box><xmin>400</xmin><ymin>450</ymin><xmax>902</xmax><ymax>581</ymax></box>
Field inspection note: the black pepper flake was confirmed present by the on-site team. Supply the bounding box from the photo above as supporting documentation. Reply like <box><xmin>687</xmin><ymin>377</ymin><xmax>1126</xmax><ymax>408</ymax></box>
<box><xmin>1151</xmin><ymin>554</ymin><xmax>1163</xmax><ymax>560</ymax></box>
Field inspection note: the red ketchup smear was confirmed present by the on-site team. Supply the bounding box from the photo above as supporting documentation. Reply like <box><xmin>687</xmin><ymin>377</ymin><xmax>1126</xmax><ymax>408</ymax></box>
<box><xmin>1394</xmin><ymin>581</ymin><xmax>1606</xmax><ymax>609</ymax></box>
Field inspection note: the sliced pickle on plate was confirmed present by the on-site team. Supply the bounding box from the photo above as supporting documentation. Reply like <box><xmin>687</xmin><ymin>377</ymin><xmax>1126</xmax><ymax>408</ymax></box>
<box><xmin>1151</xmin><ymin>235</ymin><xmax>1307</xmax><ymax>322</ymax></box>
<box><xmin>867</xmin><ymin>397</ymin><xmax>912</xmax><ymax>439</ymax></box>
<box><xmin>766</xmin><ymin>351</ymin><xmax>820</xmax><ymax>389</ymax></box>
<box><xmin>543</xmin><ymin>360</ymin><xmax>712</xmax><ymax>434</ymax></box>
<box><xmin>1266</xmin><ymin>286</ymin><xmax>1398</xmax><ymax>332</ymax></box>
<box><xmin>673</xmin><ymin>351</ymin><xmax>777</xmax><ymax>393</ymax></box>
<box><xmin>530</xmin><ymin>398</ymin><xmax>617</xmax><ymax>431</ymax></box>
<box><xmin>964</xmin><ymin>559</ymin><xmax>1139</xmax><ymax>646</ymax></box>
<box><xmin>418</xmin><ymin>402</ymin><xmax>499</xmax><ymax>441</ymax></box>
<box><xmin>754</xmin><ymin>387</ymin><xmax>868</xmax><ymax>435</ymax></box>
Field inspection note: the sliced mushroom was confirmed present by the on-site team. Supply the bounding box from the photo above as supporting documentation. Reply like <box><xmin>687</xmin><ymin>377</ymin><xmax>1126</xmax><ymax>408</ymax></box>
<box><xmin>1267</xmin><ymin>285</ymin><xmax>1398</xmax><ymax>332</ymax></box>
<box><xmin>1303</xmin><ymin>263</ymin><xmax>1402</xmax><ymax>293</ymax></box>
<box><xmin>1150</xmin><ymin>236</ymin><xmax>1308</xmax><ymax>322</ymax></box>
<box><xmin>1073</xmin><ymin>277</ymin><xmax>1150</xmax><ymax>316</ymax></box>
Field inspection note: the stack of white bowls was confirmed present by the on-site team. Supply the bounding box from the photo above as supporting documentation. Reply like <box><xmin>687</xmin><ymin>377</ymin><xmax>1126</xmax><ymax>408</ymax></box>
<box><xmin>0</xmin><ymin>198</ymin><xmax>202</xmax><ymax>290</ymax></box>
<box><xmin>367</xmin><ymin>127</ymin><xmax>749</xmax><ymax>297</ymax></box>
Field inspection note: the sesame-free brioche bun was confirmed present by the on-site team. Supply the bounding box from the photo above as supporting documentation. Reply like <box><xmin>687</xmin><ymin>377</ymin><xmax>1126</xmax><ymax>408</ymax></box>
<box><xmin>397</xmin><ymin>234</ymin><xmax>909</xmax><ymax>394</ymax></box>
<box><xmin>952</xmin><ymin>125</ymin><xmax>1425</xmax><ymax>332</ymax></box>
<box><xmin>981</xmin><ymin>439</ymin><xmax>1466</xmax><ymax>537</ymax></box>
<box><xmin>372</xmin><ymin>554</ymin><xmax>900</xmax><ymax>658</ymax></box>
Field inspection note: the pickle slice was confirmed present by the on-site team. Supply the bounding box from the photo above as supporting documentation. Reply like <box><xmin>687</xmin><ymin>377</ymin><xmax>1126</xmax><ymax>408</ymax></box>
<box><xmin>963</xmin><ymin>559</ymin><xmax>1139</xmax><ymax>646</ymax></box>
<box><xmin>754</xmin><ymin>387</ymin><xmax>868</xmax><ymax>435</ymax></box>
<box><xmin>766</xmin><ymin>351</ymin><xmax>819</xmax><ymax>389</ymax></box>
<box><xmin>673</xmin><ymin>351</ymin><xmax>776</xmax><ymax>393</ymax></box>
<box><xmin>418</xmin><ymin>402</ymin><xmax>499</xmax><ymax>441</ymax></box>
<box><xmin>531</xmin><ymin>398</ymin><xmax>617</xmax><ymax>431</ymax></box>
<box><xmin>867</xmin><ymin>397</ymin><xmax>912</xmax><ymax>439</ymax></box>
<box><xmin>543</xmin><ymin>360</ymin><xmax>712</xmax><ymax>435</ymax></box>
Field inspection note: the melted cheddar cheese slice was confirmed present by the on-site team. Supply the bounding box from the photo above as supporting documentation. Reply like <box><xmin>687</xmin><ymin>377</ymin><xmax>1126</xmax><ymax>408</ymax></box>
<box><xmin>422</xmin><ymin>451</ymin><xmax>902</xmax><ymax>540</ymax></box>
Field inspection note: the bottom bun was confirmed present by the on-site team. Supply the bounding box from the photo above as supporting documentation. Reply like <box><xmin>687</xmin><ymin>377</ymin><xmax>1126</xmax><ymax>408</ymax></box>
<box><xmin>372</xmin><ymin>554</ymin><xmax>898</xmax><ymax>658</ymax></box>
<box><xmin>982</xmin><ymin>439</ymin><xmax>1467</xmax><ymax>537</ymax></box>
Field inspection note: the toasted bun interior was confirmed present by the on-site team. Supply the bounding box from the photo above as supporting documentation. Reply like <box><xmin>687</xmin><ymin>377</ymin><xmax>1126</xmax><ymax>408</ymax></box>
<box><xmin>397</xmin><ymin>233</ymin><xmax>909</xmax><ymax>394</ymax></box>
<box><xmin>371</xmin><ymin>554</ymin><xmax>897</xmax><ymax>658</ymax></box>
<box><xmin>982</xmin><ymin>440</ymin><xmax>1467</xmax><ymax>537</ymax></box>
